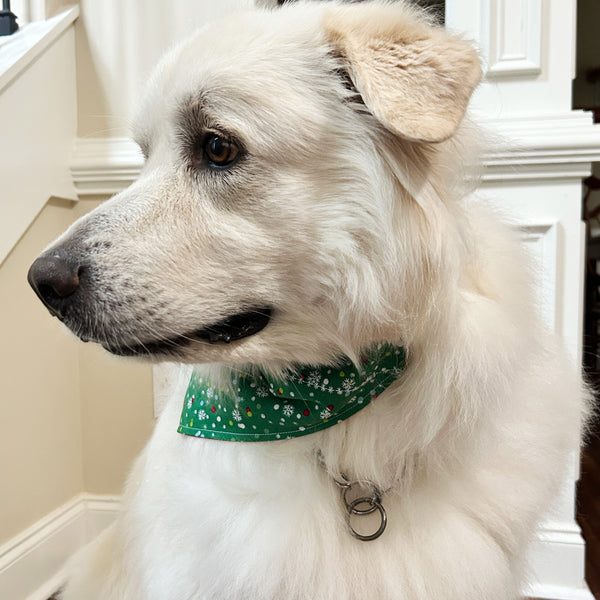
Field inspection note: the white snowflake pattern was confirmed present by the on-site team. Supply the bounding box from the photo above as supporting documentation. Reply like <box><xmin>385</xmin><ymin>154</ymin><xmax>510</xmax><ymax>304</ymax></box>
<box><xmin>391</xmin><ymin>366</ymin><xmax>404</xmax><ymax>377</ymax></box>
<box><xmin>307</xmin><ymin>371</ymin><xmax>321</xmax><ymax>388</ymax></box>
<box><xmin>206</xmin><ymin>388</ymin><xmax>214</xmax><ymax>399</ymax></box>
<box><xmin>320</xmin><ymin>408</ymin><xmax>332</xmax><ymax>420</ymax></box>
<box><xmin>342</xmin><ymin>378</ymin><xmax>355</xmax><ymax>394</ymax></box>
<box><xmin>232</xmin><ymin>409</ymin><xmax>242</xmax><ymax>422</ymax></box>
<box><xmin>197</xmin><ymin>409</ymin><xmax>208</xmax><ymax>420</ymax></box>
<box><xmin>256</xmin><ymin>386</ymin><xmax>269</xmax><ymax>398</ymax></box>
<box><xmin>282</xmin><ymin>404</ymin><xmax>294</xmax><ymax>417</ymax></box>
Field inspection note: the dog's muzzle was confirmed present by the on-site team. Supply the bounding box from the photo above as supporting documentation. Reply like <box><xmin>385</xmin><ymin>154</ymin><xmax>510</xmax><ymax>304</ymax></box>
<box><xmin>27</xmin><ymin>245</ymin><xmax>273</xmax><ymax>356</ymax></box>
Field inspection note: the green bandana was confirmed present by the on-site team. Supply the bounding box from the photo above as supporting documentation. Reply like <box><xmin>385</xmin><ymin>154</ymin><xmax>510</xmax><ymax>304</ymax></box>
<box><xmin>178</xmin><ymin>343</ymin><xmax>406</xmax><ymax>442</ymax></box>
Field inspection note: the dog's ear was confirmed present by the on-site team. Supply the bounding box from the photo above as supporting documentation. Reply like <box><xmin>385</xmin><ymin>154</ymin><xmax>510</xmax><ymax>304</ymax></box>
<box><xmin>324</xmin><ymin>4</ymin><xmax>481</xmax><ymax>143</ymax></box>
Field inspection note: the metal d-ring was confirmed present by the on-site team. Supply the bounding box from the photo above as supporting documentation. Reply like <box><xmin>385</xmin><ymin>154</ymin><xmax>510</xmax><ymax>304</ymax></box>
<box><xmin>346</xmin><ymin>496</ymin><xmax>387</xmax><ymax>542</ymax></box>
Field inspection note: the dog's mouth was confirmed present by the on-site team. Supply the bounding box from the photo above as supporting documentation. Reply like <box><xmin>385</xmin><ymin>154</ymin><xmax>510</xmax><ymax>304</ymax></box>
<box><xmin>103</xmin><ymin>307</ymin><xmax>272</xmax><ymax>357</ymax></box>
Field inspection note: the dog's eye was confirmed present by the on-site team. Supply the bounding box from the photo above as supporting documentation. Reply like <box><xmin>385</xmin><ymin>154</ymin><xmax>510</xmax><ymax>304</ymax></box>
<box><xmin>204</xmin><ymin>135</ymin><xmax>239</xmax><ymax>168</ymax></box>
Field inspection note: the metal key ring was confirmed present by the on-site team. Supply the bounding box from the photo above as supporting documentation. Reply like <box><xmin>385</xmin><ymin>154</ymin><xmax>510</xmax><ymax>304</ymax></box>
<box><xmin>346</xmin><ymin>497</ymin><xmax>387</xmax><ymax>542</ymax></box>
<box><xmin>346</xmin><ymin>492</ymin><xmax>379</xmax><ymax>516</ymax></box>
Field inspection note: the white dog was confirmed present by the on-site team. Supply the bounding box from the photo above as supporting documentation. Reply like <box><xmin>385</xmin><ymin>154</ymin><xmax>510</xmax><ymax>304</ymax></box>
<box><xmin>28</xmin><ymin>1</ymin><xmax>587</xmax><ymax>599</ymax></box>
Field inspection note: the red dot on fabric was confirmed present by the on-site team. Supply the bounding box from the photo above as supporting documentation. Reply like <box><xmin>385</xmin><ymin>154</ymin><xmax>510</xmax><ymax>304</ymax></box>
<box><xmin>300</xmin><ymin>374</ymin><xmax>306</xmax><ymax>381</ymax></box>
<box><xmin>303</xmin><ymin>409</ymin><xmax>310</xmax><ymax>416</ymax></box>
<box><xmin>211</xmin><ymin>406</ymin><xmax>216</xmax><ymax>413</ymax></box>
<box><xmin>191</xmin><ymin>396</ymin><xmax>195</xmax><ymax>403</ymax></box>
<box><xmin>361</xmin><ymin>355</ymin><xmax>368</xmax><ymax>363</ymax></box>
<box><xmin>246</xmin><ymin>407</ymin><xmax>251</xmax><ymax>413</ymax></box>
<box><xmin>327</xmin><ymin>404</ymin><xmax>334</xmax><ymax>411</ymax></box>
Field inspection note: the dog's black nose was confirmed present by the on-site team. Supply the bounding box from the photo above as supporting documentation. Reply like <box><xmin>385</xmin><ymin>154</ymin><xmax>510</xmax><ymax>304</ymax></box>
<box><xmin>28</xmin><ymin>252</ymin><xmax>82</xmax><ymax>317</ymax></box>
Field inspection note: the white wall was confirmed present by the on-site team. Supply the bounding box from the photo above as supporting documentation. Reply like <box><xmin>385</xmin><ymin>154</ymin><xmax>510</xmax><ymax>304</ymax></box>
<box><xmin>76</xmin><ymin>0</ymin><xmax>254</xmax><ymax>138</ymax></box>
<box><xmin>448</xmin><ymin>2</ymin><xmax>598</xmax><ymax>597</ymax></box>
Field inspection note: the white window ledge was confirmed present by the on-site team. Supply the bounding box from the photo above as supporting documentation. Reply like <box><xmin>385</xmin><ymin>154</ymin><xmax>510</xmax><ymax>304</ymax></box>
<box><xmin>0</xmin><ymin>5</ymin><xmax>79</xmax><ymax>94</ymax></box>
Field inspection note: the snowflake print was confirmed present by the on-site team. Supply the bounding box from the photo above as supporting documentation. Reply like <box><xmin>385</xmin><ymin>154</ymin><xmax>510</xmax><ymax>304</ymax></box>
<box><xmin>206</xmin><ymin>388</ymin><xmax>214</xmax><ymax>399</ymax></box>
<box><xmin>283</xmin><ymin>404</ymin><xmax>294</xmax><ymax>417</ymax></box>
<box><xmin>320</xmin><ymin>408</ymin><xmax>332</xmax><ymax>420</ymax></box>
<box><xmin>197</xmin><ymin>409</ymin><xmax>208</xmax><ymax>420</ymax></box>
<box><xmin>256</xmin><ymin>386</ymin><xmax>269</xmax><ymax>398</ymax></box>
<box><xmin>307</xmin><ymin>371</ymin><xmax>321</xmax><ymax>388</ymax></box>
<box><xmin>342</xmin><ymin>378</ymin><xmax>355</xmax><ymax>394</ymax></box>
<box><xmin>232</xmin><ymin>409</ymin><xmax>242</xmax><ymax>422</ymax></box>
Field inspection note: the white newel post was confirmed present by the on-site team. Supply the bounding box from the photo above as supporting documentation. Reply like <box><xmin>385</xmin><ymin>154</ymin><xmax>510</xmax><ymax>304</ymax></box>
<box><xmin>447</xmin><ymin>1</ymin><xmax>600</xmax><ymax>598</ymax></box>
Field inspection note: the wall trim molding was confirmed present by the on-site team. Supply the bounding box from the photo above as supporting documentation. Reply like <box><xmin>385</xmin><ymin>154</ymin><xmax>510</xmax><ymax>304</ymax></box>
<box><xmin>483</xmin><ymin>111</ymin><xmax>600</xmax><ymax>182</ymax></box>
<box><xmin>529</xmin><ymin>586</ymin><xmax>595</xmax><ymax>600</ymax></box>
<box><xmin>71</xmin><ymin>137</ymin><xmax>145</xmax><ymax>197</ymax></box>
<box><xmin>526</xmin><ymin>521</ymin><xmax>594</xmax><ymax>599</ymax></box>
<box><xmin>481</xmin><ymin>0</ymin><xmax>543</xmax><ymax>78</ymax></box>
<box><xmin>70</xmin><ymin>111</ymin><xmax>600</xmax><ymax>196</ymax></box>
<box><xmin>0</xmin><ymin>493</ymin><xmax>120</xmax><ymax>600</ymax></box>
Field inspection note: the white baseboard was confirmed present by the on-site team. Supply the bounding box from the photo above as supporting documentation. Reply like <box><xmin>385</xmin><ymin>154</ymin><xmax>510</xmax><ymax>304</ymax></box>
<box><xmin>0</xmin><ymin>494</ymin><xmax>119</xmax><ymax>600</ymax></box>
<box><xmin>527</xmin><ymin>585</ymin><xmax>595</xmax><ymax>600</ymax></box>
<box><xmin>525</xmin><ymin>522</ymin><xmax>594</xmax><ymax>600</ymax></box>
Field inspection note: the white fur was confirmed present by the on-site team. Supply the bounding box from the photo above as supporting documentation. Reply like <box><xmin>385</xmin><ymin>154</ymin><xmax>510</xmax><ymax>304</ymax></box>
<box><xmin>45</xmin><ymin>2</ymin><xmax>587</xmax><ymax>599</ymax></box>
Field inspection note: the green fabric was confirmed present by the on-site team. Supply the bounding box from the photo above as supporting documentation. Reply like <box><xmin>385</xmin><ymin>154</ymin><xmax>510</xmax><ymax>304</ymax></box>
<box><xmin>178</xmin><ymin>343</ymin><xmax>406</xmax><ymax>442</ymax></box>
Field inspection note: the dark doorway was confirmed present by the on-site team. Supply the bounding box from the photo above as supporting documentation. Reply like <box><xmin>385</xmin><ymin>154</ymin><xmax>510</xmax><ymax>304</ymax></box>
<box><xmin>574</xmin><ymin>0</ymin><xmax>600</xmax><ymax>597</ymax></box>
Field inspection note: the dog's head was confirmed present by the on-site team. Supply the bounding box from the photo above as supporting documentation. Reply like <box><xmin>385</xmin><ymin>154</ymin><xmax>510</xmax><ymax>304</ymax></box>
<box><xmin>28</xmin><ymin>1</ymin><xmax>480</xmax><ymax>366</ymax></box>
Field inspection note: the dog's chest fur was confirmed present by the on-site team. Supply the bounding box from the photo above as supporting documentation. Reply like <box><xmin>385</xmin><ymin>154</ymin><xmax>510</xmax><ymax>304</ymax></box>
<box><xmin>115</xmin><ymin>398</ymin><xmax>521</xmax><ymax>600</ymax></box>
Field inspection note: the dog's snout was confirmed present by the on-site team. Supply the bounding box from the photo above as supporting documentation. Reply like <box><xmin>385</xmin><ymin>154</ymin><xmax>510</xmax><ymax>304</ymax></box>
<box><xmin>28</xmin><ymin>251</ymin><xmax>82</xmax><ymax>317</ymax></box>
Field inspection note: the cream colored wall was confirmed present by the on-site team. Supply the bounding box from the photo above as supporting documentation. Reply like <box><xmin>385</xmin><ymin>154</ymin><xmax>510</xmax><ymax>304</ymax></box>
<box><xmin>46</xmin><ymin>0</ymin><xmax>79</xmax><ymax>19</ymax></box>
<box><xmin>78</xmin><ymin>344</ymin><xmax>154</xmax><ymax>494</ymax></box>
<box><xmin>0</xmin><ymin>8</ymin><xmax>156</xmax><ymax>547</ymax></box>
<box><xmin>0</xmin><ymin>201</ymin><xmax>82</xmax><ymax>544</ymax></box>
<box><xmin>0</xmin><ymin>197</ymin><xmax>155</xmax><ymax>546</ymax></box>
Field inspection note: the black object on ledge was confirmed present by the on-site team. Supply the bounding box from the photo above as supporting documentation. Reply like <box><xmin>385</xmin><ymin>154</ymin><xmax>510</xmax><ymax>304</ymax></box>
<box><xmin>0</xmin><ymin>0</ymin><xmax>19</xmax><ymax>36</ymax></box>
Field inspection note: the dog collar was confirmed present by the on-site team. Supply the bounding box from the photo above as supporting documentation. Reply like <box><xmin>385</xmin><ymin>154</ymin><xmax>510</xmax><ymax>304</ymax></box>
<box><xmin>177</xmin><ymin>343</ymin><xmax>406</xmax><ymax>442</ymax></box>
